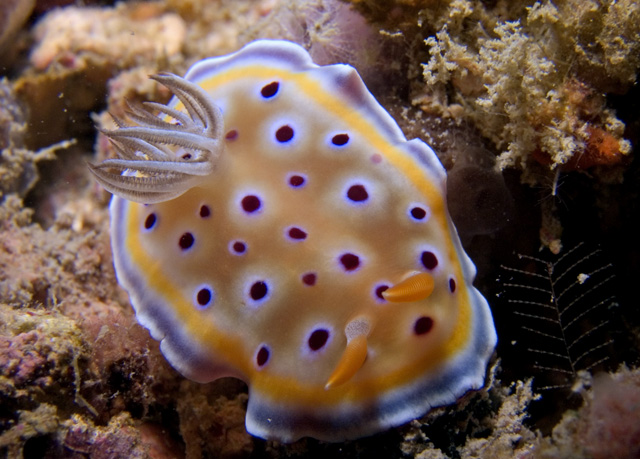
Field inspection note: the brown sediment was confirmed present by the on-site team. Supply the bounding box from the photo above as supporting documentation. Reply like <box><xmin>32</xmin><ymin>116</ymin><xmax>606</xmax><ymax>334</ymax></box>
<box><xmin>0</xmin><ymin>0</ymin><xmax>35</xmax><ymax>59</ymax></box>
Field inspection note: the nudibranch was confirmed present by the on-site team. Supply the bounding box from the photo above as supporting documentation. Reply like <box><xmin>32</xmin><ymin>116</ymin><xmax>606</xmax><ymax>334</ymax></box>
<box><xmin>90</xmin><ymin>40</ymin><xmax>496</xmax><ymax>442</ymax></box>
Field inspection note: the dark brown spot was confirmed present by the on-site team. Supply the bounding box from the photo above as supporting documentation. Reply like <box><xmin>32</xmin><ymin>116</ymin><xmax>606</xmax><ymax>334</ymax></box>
<box><xmin>414</xmin><ymin>316</ymin><xmax>434</xmax><ymax>335</ymax></box>
<box><xmin>181</xmin><ymin>153</ymin><xmax>192</xmax><ymax>160</ymax></box>
<box><xmin>261</xmin><ymin>81</ymin><xmax>279</xmax><ymax>98</ymax></box>
<box><xmin>275</xmin><ymin>125</ymin><xmax>294</xmax><ymax>142</ymax></box>
<box><xmin>289</xmin><ymin>175</ymin><xmax>305</xmax><ymax>187</ymax></box>
<box><xmin>331</xmin><ymin>133</ymin><xmax>349</xmax><ymax>146</ymax></box>
<box><xmin>347</xmin><ymin>184</ymin><xmax>368</xmax><ymax>202</ymax></box>
<box><xmin>375</xmin><ymin>285</ymin><xmax>389</xmax><ymax>300</ymax></box>
<box><xmin>340</xmin><ymin>253</ymin><xmax>360</xmax><ymax>271</ymax></box>
<box><xmin>144</xmin><ymin>213</ymin><xmax>156</xmax><ymax>230</ymax></box>
<box><xmin>241</xmin><ymin>195</ymin><xmax>261</xmax><ymax>213</ymax></box>
<box><xmin>225</xmin><ymin>129</ymin><xmax>238</xmax><ymax>140</ymax></box>
<box><xmin>308</xmin><ymin>329</ymin><xmax>329</xmax><ymax>351</ymax></box>
<box><xmin>232</xmin><ymin>241</ymin><xmax>246</xmax><ymax>254</ymax></box>
<box><xmin>449</xmin><ymin>277</ymin><xmax>456</xmax><ymax>293</ymax></box>
<box><xmin>179</xmin><ymin>232</ymin><xmax>194</xmax><ymax>250</ymax></box>
<box><xmin>196</xmin><ymin>288</ymin><xmax>212</xmax><ymax>306</ymax></box>
<box><xmin>421</xmin><ymin>251</ymin><xmax>438</xmax><ymax>270</ymax></box>
<box><xmin>199</xmin><ymin>205</ymin><xmax>211</xmax><ymax>218</ymax></box>
<box><xmin>256</xmin><ymin>346</ymin><xmax>270</xmax><ymax>366</ymax></box>
<box><xmin>250</xmin><ymin>281</ymin><xmax>268</xmax><ymax>301</ymax></box>
<box><xmin>302</xmin><ymin>272</ymin><xmax>317</xmax><ymax>286</ymax></box>
<box><xmin>288</xmin><ymin>227</ymin><xmax>307</xmax><ymax>240</ymax></box>
<box><xmin>410</xmin><ymin>206</ymin><xmax>427</xmax><ymax>220</ymax></box>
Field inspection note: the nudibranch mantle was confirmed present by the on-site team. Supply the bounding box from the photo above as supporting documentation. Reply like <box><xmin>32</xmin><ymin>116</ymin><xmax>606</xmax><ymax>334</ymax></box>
<box><xmin>90</xmin><ymin>40</ymin><xmax>497</xmax><ymax>442</ymax></box>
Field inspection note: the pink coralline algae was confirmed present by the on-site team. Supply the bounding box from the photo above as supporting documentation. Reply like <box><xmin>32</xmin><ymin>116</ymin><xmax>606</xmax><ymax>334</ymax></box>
<box><xmin>0</xmin><ymin>331</ymin><xmax>50</xmax><ymax>386</ymax></box>
<box><xmin>583</xmin><ymin>369</ymin><xmax>640</xmax><ymax>459</ymax></box>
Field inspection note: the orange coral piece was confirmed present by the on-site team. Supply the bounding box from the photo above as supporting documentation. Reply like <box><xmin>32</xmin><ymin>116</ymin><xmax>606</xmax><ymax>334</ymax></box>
<box><xmin>533</xmin><ymin>125</ymin><xmax>627</xmax><ymax>171</ymax></box>
<box><xmin>570</xmin><ymin>126</ymin><xmax>626</xmax><ymax>170</ymax></box>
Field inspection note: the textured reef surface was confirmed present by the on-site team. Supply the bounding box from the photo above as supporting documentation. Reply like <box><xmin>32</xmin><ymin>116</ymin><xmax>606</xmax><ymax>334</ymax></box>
<box><xmin>0</xmin><ymin>0</ymin><xmax>639</xmax><ymax>457</ymax></box>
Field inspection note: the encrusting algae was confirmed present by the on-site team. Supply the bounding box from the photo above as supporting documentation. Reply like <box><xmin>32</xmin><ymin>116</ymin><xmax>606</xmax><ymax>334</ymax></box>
<box><xmin>415</xmin><ymin>0</ymin><xmax>636</xmax><ymax>181</ymax></box>
<box><xmin>0</xmin><ymin>0</ymin><xmax>639</xmax><ymax>457</ymax></box>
